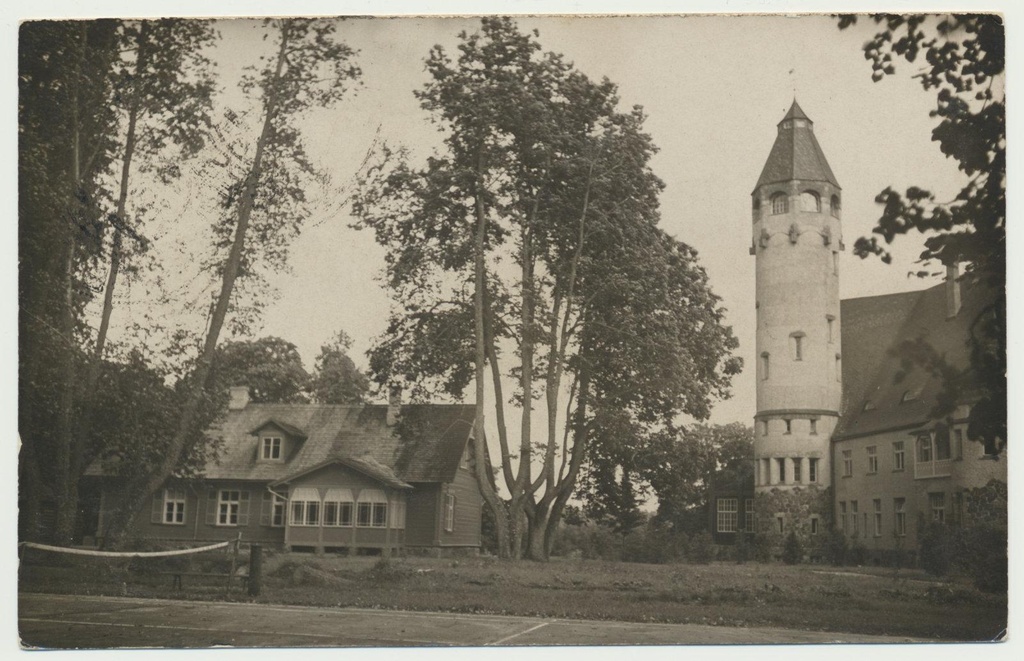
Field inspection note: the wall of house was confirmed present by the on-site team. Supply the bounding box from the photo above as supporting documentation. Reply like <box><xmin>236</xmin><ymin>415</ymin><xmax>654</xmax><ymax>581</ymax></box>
<box><xmin>404</xmin><ymin>484</ymin><xmax>440</xmax><ymax>547</ymax></box>
<box><xmin>832</xmin><ymin>421</ymin><xmax>1006</xmax><ymax>558</ymax></box>
<box><xmin>99</xmin><ymin>480</ymin><xmax>285</xmax><ymax>546</ymax></box>
<box><xmin>438</xmin><ymin>465</ymin><xmax>483</xmax><ymax>548</ymax></box>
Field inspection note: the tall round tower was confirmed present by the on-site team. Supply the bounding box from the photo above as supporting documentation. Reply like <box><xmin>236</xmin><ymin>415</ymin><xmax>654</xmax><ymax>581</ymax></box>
<box><xmin>750</xmin><ymin>100</ymin><xmax>842</xmax><ymax>553</ymax></box>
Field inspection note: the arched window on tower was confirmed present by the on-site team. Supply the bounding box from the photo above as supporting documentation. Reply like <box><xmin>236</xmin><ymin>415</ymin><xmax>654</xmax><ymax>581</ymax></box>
<box><xmin>771</xmin><ymin>192</ymin><xmax>788</xmax><ymax>215</ymax></box>
<box><xmin>800</xmin><ymin>190</ymin><xmax>821</xmax><ymax>213</ymax></box>
<box><xmin>830</xmin><ymin>195</ymin><xmax>841</xmax><ymax>218</ymax></box>
<box><xmin>761</xmin><ymin>352</ymin><xmax>770</xmax><ymax>380</ymax></box>
<box><xmin>790</xmin><ymin>331</ymin><xmax>806</xmax><ymax>361</ymax></box>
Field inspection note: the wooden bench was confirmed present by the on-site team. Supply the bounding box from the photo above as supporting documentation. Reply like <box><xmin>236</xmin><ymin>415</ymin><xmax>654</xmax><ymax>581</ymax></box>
<box><xmin>161</xmin><ymin>571</ymin><xmax>249</xmax><ymax>590</ymax></box>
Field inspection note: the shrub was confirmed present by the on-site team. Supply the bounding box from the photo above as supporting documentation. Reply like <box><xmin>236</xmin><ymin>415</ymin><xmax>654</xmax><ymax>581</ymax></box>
<box><xmin>687</xmin><ymin>532</ymin><xmax>716</xmax><ymax>564</ymax></box>
<box><xmin>847</xmin><ymin>540</ymin><xmax>868</xmax><ymax>566</ymax></box>
<box><xmin>824</xmin><ymin>528</ymin><xmax>847</xmax><ymax>566</ymax></box>
<box><xmin>960</xmin><ymin>525</ymin><xmax>1007</xmax><ymax>593</ymax></box>
<box><xmin>750</xmin><ymin>533</ymin><xmax>772</xmax><ymax>563</ymax></box>
<box><xmin>782</xmin><ymin>531</ymin><xmax>803</xmax><ymax>565</ymax></box>
<box><xmin>918</xmin><ymin>521</ymin><xmax>952</xmax><ymax>576</ymax></box>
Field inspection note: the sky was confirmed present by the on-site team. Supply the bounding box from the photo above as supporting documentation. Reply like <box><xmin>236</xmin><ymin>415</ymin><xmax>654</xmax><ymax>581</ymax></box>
<box><xmin>137</xmin><ymin>12</ymin><xmax>972</xmax><ymax>429</ymax></box>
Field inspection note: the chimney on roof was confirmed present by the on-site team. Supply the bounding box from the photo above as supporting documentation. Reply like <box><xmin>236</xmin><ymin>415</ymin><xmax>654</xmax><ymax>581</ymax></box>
<box><xmin>387</xmin><ymin>385</ymin><xmax>402</xmax><ymax>427</ymax></box>
<box><xmin>228</xmin><ymin>386</ymin><xmax>250</xmax><ymax>410</ymax></box>
<box><xmin>946</xmin><ymin>262</ymin><xmax>962</xmax><ymax>318</ymax></box>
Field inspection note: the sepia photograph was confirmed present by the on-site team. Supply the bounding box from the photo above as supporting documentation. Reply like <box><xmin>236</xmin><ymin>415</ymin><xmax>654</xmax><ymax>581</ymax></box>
<box><xmin>12</xmin><ymin>1</ymin><xmax>1010</xmax><ymax>652</ymax></box>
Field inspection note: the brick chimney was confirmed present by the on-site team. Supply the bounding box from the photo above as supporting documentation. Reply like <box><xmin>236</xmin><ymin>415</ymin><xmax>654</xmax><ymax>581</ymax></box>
<box><xmin>946</xmin><ymin>262</ymin><xmax>962</xmax><ymax>318</ymax></box>
<box><xmin>387</xmin><ymin>386</ymin><xmax>402</xmax><ymax>426</ymax></box>
<box><xmin>228</xmin><ymin>386</ymin><xmax>250</xmax><ymax>410</ymax></box>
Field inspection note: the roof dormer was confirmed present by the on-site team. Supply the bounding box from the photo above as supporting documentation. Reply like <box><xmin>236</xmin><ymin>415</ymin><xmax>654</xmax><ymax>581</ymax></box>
<box><xmin>249</xmin><ymin>418</ymin><xmax>308</xmax><ymax>463</ymax></box>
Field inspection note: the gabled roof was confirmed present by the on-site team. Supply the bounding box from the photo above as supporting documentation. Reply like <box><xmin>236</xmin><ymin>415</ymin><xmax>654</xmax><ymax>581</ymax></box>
<box><xmin>269</xmin><ymin>456</ymin><xmax>412</xmax><ymax>490</ymax></box>
<box><xmin>835</xmin><ymin>279</ymin><xmax>993</xmax><ymax>439</ymax></box>
<box><xmin>248</xmin><ymin>418</ymin><xmax>308</xmax><ymax>440</ymax></box>
<box><xmin>86</xmin><ymin>403</ymin><xmax>476</xmax><ymax>484</ymax></box>
<box><xmin>754</xmin><ymin>100</ymin><xmax>840</xmax><ymax>191</ymax></box>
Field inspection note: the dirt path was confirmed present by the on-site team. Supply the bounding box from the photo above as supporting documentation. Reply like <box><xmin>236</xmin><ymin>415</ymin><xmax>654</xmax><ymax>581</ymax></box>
<box><xmin>19</xmin><ymin>593</ymin><xmax>924</xmax><ymax>648</ymax></box>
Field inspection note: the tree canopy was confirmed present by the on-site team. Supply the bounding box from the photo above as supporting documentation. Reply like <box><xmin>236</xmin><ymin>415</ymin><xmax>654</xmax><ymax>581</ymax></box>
<box><xmin>838</xmin><ymin>14</ymin><xmax>1005</xmax><ymax>450</ymax></box>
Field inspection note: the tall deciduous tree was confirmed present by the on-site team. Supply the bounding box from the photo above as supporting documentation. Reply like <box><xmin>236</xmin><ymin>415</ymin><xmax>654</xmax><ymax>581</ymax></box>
<box><xmin>102</xmin><ymin>18</ymin><xmax>360</xmax><ymax>546</ymax></box>
<box><xmin>838</xmin><ymin>14</ymin><xmax>1005</xmax><ymax>450</ymax></box>
<box><xmin>212</xmin><ymin>336</ymin><xmax>312</xmax><ymax>403</ymax></box>
<box><xmin>355</xmin><ymin>18</ymin><xmax>739</xmax><ymax>560</ymax></box>
<box><xmin>310</xmin><ymin>331</ymin><xmax>371</xmax><ymax>404</ymax></box>
<box><xmin>19</xmin><ymin>20</ymin><xmax>123</xmax><ymax>542</ymax></box>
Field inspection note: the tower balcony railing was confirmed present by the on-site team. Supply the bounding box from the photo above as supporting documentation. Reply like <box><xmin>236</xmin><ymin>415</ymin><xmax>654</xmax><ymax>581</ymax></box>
<box><xmin>915</xmin><ymin>458</ymin><xmax>952</xmax><ymax>480</ymax></box>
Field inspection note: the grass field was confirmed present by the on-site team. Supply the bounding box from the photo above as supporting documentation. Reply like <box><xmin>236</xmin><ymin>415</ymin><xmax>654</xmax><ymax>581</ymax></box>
<box><xmin>19</xmin><ymin>552</ymin><xmax>1006</xmax><ymax>642</ymax></box>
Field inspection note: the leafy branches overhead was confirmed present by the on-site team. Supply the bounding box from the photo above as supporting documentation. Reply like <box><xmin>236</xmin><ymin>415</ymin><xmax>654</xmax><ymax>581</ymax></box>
<box><xmin>838</xmin><ymin>14</ymin><xmax>1005</xmax><ymax>449</ymax></box>
<box><xmin>354</xmin><ymin>18</ymin><xmax>739</xmax><ymax>559</ymax></box>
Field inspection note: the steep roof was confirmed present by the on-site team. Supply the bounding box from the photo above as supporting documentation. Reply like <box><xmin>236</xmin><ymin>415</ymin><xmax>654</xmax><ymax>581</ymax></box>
<box><xmin>754</xmin><ymin>100</ymin><xmax>841</xmax><ymax>191</ymax></box>
<box><xmin>835</xmin><ymin>279</ymin><xmax>991</xmax><ymax>439</ymax></box>
<box><xmin>88</xmin><ymin>403</ymin><xmax>476</xmax><ymax>485</ymax></box>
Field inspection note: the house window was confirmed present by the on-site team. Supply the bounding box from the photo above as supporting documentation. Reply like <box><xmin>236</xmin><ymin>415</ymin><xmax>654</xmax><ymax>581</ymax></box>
<box><xmin>771</xmin><ymin>192</ymin><xmax>788</xmax><ymax>215</ymax></box>
<box><xmin>761</xmin><ymin>352</ymin><xmax>770</xmax><ymax>380</ymax></box>
<box><xmin>952</xmin><ymin>492</ymin><xmax>964</xmax><ymax>526</ymax></box>
<box><xmin>917</xmin><ymin>433</ymin><xmax>933</xmax><ymax>463</ymax></box>
<box><xmin>850</xmin><ymin>501</ymin><xmax>859</xmax><ymax>535</ymax></box>
<box><xmin>357</xmin><ymin>489</ymin><xmax>388</xmax><ymax>528</ymax></box>
<box><xmin>801</xmin><ymin>190</ymin><xmax>821</xmax><ymax>213</ymax></box>
<box><xmin>323</xmin><ymin>488</ymin><xmax>354</xmax><ymax>527</ymax></box>
<box><xmin>218</xmin><ymin>490</ymin><xmax>241</xmax><ymax>526</ymax></box>
<box><xmin>830</xmin><ymin>194</ymin><xmax>841</xmax><ymax>217</ymax></box>
<box><xmin>894</xmin><ymin>498</ymin><xmax>906</xmax><ymax>536</ymax></box>
<box><xmin>810</xmin><ymin>516</ymin><xmax>819</xmax><ymax>535</ymax></box>
<box><xmin>744</xmin><ymin>499</ymin><xmax>755</xmax><ymax>532</ymax></box>
<box><xmin>163</xmin><ymin>488</ymin><xmax>186</xmax><ymax>525</ymax></box>
<box><xmin>866</xmin><ymin>446</ymin><xmax>878</xmax><ymax>474</ymax></box>
<box><xmin>826</xmin><ymin>315</ymin><xmax>835</xmax><ymax>343</ymax></box>
<box><xmin>716</xmin><ymin>498</ymin><xmax>738</xmax><ymax>533</ymax></box>
<box><xmin>842</xmin><ymin>450</ymin><xmax>852</xmax><ymax>477</ymax></box>
<box><xmin>934</xmin><ymin>426</ymin><xmax>951</xmax><ymax>461</ymax></box>
<box><xmin>873</xmin><ymin>499</ymin><xmax>882</xmax><ymax>537</ymax></box>
<box><xmin>444</xmin><ymin>493</ymin><xmax>457</xmax><ymax>532</ymax></box>
<box><xmin>261</xmin><ymin>491</ymin><xmax>286</xmax><ymax>527</ymax></box>
<box><xmin>389</xmin><ymin>497</ymin><xmax>407</xmax><ymax>530</ymax></box>
<box><xmin>790</xmin><ymin>332</ymin><xmax>805</xmax><ymax>361</ymax></box>
<box><xmin>783</xmin><ymin>419</ymin><xmax>792</xmax><ymax>434</ymax></box>
<box><xmin>809</xmin><ymin>418</ymin><xmax>818</xmax><ymax>435</ymax></box>
<box><xmin>953</xmin><ymin>428</ymin><xmax>964</xmax><ymax>460</ymax></box>
<box><xmin>777</xmin><ymin>458</ymin><xmax>787</xmax><ymax>483</ymax></box>
<box><xmin>808</xmin><ymin>458</ymin><xmax>819</xmax><ymax>483</ymax></box>
<box><xmin>289</xmin><ymin>488</ymin><xmax>320</xmax><ymax>527</ymax></box>
<box><xmin>929</xmin><ymin>492</ymin><xmax>946</xmax><ymax>523</ymax></box>
<box><xmin>893</xmin><ymin>441</ymin><xmax>905</xmax><ymax>471</ymax></box>
<box><xmin>776</xmin><ymin>516</ymin><xmax>784</xmax><ymax>534</ymax></box>
<box><xmin>792</xmin><ymin>458</ymin><xmax>802</xmax><ymax>483</ymax></box>
<box><xmin>261</xmin><ymin>436</ymin><xmax>282</xmax><ymax>460</ymax></box>
<box><xmin>839</xmin><ymin>501</ymin><xmax>847</xmax><ymax>534</ymax></box>
<box><xmin>900</xmin><ymin>390</ymin><xmax>918</xmax><ymax>403</ymax></box>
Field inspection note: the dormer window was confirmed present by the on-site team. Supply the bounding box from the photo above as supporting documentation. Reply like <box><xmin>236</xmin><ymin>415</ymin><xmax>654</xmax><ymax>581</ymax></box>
<box><xmin>900</xmin><ymin>389</ymin><xmax>919</xmax><ymax>403</ymax></box>
<box><xmin>262</xmin><ymin>436</ymin><xmax>282</xmax><ymax>461</ymax></box>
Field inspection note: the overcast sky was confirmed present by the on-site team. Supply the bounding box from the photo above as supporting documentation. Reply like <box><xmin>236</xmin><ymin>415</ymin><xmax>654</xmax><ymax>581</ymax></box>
<box><xmin>133</xmin><ymin>13</ymin><xmax>971</xmax><ymax>428</ymax></box>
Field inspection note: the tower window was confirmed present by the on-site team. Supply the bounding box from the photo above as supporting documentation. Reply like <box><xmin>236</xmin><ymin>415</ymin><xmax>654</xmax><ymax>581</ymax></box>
<box><xmin>809</xmin><ymin>418</ymin><xmax>818</xmax><ymax>435</ymax></box>
<box><xmin>835</xmin><ymin>354</ymin><xmax>841</xmax><ymax>382</ymax></box>
<box><xmin>793</xmin><ymin>458</ymin><xmax>802</xmax><ymax>483</ymax></box>
<box><xmin>790</xmin><ymin>332</ymin><xmax>805</xmax><ymax>361</ymax></box>
<box><xmin>800</xmin><ymin>190</ymin><xmax>821</xmax><ymax>213</ymax></box>
<box><xmin>833</xmin><ymin>252</ymin><xmax>839</xmax><ymax>276</ymax></box>
<box><xmin>771</xmin><ymin>192</ymin><xmax>788</xmax><ymax>215</ymax></box>
<box><xmin>760</xmin><ymin>419</ymin><xmax>769</xmax><ymax>436</ymax></box>
<box><xmin>783</xmin><ymin>419</ymin><xmax>792</xmax><ymax>434</ymax></box>
<box><xmin>777</xmin><ymin>458</ymin><xmax>786</xmax><ymax>483</ymax></box>
<box><xmin>826</xmin><ymin>315</ymin><xmax>835</xmax><ymax>343</ymax></box>
<box><xmin>830</xmin><ymin>194</ymin><xmax>841</xmax><ymax>217</ymax></box>
<box><xmin>808</xmin><ymin>458</ymin><xmax>819</xmax><ymax>483</ymax></box>
<box><xmin>752</xmin><ymin>197</ymin><xmax>761</xmax><ymax>222</ymax></box>
<box><xmin>761</xmin><ymin>352</ymin><xmax>770</xmax><ymax>380</ymax></box>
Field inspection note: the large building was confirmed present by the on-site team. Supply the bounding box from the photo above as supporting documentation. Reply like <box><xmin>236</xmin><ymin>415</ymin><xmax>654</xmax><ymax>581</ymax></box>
<box><xmin>712</xmin><ymin>101</ymin><xmax>1006</xmax><ymax>561</ymax></box>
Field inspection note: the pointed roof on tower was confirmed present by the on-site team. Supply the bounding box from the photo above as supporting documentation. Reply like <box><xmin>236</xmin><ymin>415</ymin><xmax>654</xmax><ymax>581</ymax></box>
<box><xmin>754</xmin><ymin>100</ymin><xmax>840</xmax><ymax>192</ymax></box>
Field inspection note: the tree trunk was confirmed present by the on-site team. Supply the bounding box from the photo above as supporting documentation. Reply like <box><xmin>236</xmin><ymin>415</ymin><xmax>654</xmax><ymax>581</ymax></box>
<box><xmin>471</xmin><ymin>145</ymin><xmax>511</xmax><ymax>558</ymax></box>
<box><xmin>103</xmin><ymin>23</ymin><xmax>290</xmax><ymax>549</ymax></box>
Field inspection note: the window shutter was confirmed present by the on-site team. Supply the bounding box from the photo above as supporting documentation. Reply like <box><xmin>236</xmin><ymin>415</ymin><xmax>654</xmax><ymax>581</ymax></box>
<box><xmin>206</xmin><ymin>489</ymin><xmax>218</xmax><ymax>526</ymax></box>
<box><xmin>260</xmin><ymin>492</ymin><xmax>272</xmax><ymax>526</ymax></box>
<box><xmin>151</xmin><ymin>491</ymin><xmax>163</xmax><ymax>524</ymax></box>
<box><xmin>238</xmin><ymin>490</ymin><xmax>251</xmax><ymax>526</ymax></box>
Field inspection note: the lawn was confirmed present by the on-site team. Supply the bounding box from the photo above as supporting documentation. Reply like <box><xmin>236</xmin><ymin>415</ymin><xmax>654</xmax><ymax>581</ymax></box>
<box><xmin>19</xmin><ymin>552</ymin><xmax>1006</xmax><ymax>642</ymax></box>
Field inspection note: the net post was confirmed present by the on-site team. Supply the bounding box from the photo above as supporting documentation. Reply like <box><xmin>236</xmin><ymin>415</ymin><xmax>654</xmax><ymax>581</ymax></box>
<box><xmin>248</xmin><ymin>544</ymin><xmax>262</xmax><ymax>597</ymax></box>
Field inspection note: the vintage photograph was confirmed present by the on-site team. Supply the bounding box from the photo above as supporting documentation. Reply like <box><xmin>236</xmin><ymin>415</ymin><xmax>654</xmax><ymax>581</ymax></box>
<box><xmin>16</xmin><ymin>8</ymin><xmax>1007</xmax><ymax>649</ymax></box>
